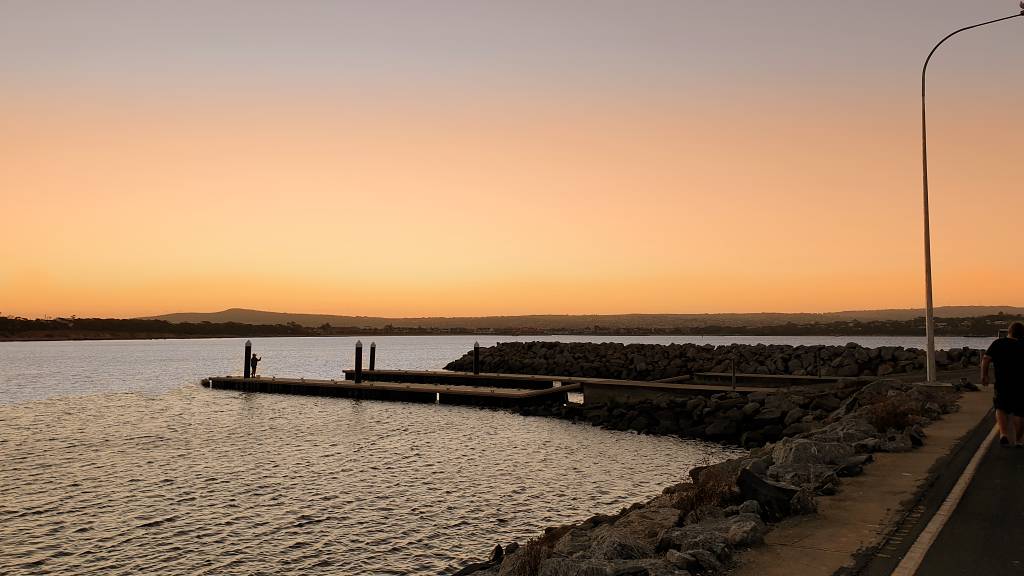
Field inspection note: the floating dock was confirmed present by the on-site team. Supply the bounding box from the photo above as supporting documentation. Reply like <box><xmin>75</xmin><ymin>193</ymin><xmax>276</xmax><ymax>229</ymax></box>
<box><xmin>203</xmin><ymin>375</ymin><xmax>579</xmax><ymax>407</ymax></box>
<box><xmin>209</xmin><ymin>340</ymin><xmax>846</xmax><ymax>407</ymax></box>
<box><xmin>341</xmin><ymin>369</ymin><xmax>837</xmax><ymax>389</ymax></box>
<box><xmin>205</xmin><ymin>369</ymin><xmax>816</xmax><ymax>407</ymax></box>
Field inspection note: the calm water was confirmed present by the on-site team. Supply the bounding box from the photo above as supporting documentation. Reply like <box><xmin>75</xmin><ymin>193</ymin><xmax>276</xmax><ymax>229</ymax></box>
<box><xmin>0</xmin><ymin>335</ymin><xmax>989</xmax><ymax>575</ymax></box>
<box><xmin>0</xmin><ymin>335</ymin><xmax>992</xmax><ymax>405</ymax></box>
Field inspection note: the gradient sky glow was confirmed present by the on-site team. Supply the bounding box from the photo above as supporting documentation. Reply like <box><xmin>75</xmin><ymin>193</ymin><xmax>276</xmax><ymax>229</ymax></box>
<box><xmin>2</xmin><ymin>1</ymin><xmax>1023</xmax><ymax>318</ymax></box>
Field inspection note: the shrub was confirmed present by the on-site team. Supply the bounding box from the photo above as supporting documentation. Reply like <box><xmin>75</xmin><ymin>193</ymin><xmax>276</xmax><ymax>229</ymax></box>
<box><xmin>864</xmin><ymin>398</ymin><xmax>914</xmax><ymax>432</ymax></box>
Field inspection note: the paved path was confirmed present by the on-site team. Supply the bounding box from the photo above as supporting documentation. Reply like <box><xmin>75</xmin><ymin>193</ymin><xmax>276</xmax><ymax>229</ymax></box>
<box><xmin>915</xmin><ymin>428</ymin><xmax>1024</xmax><ymax>575</ymax></box>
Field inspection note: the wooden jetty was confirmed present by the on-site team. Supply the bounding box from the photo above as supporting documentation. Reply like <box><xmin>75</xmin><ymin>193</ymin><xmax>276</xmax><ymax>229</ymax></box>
<box><xmin>209</xmin><ymin>340</ymin><xmax>846</xmax><ymax>408</ymax></box>
<box><xmin>341</xmin><ymin>369</ymin><xmax>566</xmax><ymax>390</ymax></box>
<box><xmin>204</xmin><ymin>372</ymin><xmax>790</xmax><ymax>407</ymax></box>
<box><xmin>203</xmin><ymin>375</ymin><xmax>579</xmax><ymax>407</ymax></box>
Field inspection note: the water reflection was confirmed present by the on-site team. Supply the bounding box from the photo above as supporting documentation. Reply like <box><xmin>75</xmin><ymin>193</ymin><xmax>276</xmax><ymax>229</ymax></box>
<box><xmin>0</xmin><ymin>386</ymin><xmax>742</xmax><ymax>575</ymax></box>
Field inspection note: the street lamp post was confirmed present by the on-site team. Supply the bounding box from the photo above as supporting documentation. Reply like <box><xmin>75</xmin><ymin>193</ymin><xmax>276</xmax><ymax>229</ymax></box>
<box><xmin>920</xmin><ymin>4</ymin><xmax>1023</xmax><ymax>383</ymax></box>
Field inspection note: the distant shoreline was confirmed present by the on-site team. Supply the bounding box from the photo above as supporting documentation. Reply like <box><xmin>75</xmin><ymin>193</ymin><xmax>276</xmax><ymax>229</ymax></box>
<box><xmin>0</xmin><ymin>330</ymin><xmax>1005</xmax><ymax>343</ymax></box>
<box><xmin>4</xmin><ymin>313</ymin><xmax>1018</xmax><ymax>343</ymax></box>
<box><xmin>4</xmin><ymin>309</ymin><xmax>1021</xmax><ymax>344</ymax></box>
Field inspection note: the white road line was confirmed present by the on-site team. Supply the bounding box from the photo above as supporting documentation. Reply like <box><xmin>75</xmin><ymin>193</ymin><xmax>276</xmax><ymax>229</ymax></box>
<box><xmin>891</xmin><ymin>424</ymin><xmax>998</xmax><ymax>576</ymax></box>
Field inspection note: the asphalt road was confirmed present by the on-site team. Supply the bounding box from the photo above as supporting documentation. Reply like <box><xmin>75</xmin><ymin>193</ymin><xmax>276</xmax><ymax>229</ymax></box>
<box><xmin>914</xmin><ymin>433</ymin><xmax>1024</xmax><ymax>575</ymax></box>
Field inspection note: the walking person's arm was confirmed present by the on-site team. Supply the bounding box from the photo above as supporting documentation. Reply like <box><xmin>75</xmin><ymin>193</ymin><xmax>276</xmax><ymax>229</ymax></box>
<box><xmin>980</xmin><ymin>354</ymin><xmax>991</xmax><ymax>386</ymax></box>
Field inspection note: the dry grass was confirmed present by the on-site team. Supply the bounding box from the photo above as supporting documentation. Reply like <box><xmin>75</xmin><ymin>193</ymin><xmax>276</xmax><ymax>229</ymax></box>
<box><xmin>668</xmin><ymin>473</ymin><xmax>737</xmax><ymax>518</ymax></box>
<box><xmin>864</xmin><ymin>398</ymin><xmax>914</xmax><ymax>432</ymax></box>
<box><xmin>512</xmin><ymin>539</ymin><xmax>550</xmax><ymax>575</ymax></box>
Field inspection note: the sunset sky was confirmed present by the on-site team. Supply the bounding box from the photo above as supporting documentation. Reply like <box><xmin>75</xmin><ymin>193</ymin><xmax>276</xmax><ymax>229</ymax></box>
<box><xmin>2</xmin><ymin>1</ymin><xmax>1022</xmax><ymax>319</ymax></box>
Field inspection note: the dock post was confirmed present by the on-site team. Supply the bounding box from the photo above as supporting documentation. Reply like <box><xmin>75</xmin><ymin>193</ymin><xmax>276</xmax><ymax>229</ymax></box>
<box><xmin>369</xmin><ymin>342</ymin><xmax>376</xmax><ymax>371</ymax></box>
<box><xmin>244</xmin><ymin>340</ymin><xmax>252</xmax><ymax>379</ymax></box>
<box><xmin>355</xmin><ymin>341</ymin><xmax>363</xmax><ymax>383</ymax></box>
<box><xmin>473</xmin><ymin>341</ymin><xmax>480</xmax><ymax>375</ymax></box>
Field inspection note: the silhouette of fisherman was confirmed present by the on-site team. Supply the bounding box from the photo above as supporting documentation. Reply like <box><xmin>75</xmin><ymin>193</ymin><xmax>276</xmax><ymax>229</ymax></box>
<box><xmin>250</xmin><ymin>352</ymin><xmax>262</xmax><ymax>378</ymax></box>
<box><xmin>982</xmin><ymin>321</ymin><xmax>1024</xmax><ymax>447</ymax></box>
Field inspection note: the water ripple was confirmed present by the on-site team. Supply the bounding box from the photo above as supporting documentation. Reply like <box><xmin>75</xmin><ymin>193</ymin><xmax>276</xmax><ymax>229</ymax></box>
<box><xmin>0</xmin><ymin>385</ymin><xmax>741</xmax><ymax>574</ymax></box>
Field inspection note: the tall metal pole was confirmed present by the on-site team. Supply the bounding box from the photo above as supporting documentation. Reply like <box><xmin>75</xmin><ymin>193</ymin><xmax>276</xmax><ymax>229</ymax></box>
<box><xmin>921</xmin><ymin>7</ymin><xmax>1023</xmax><ymax>383</ymax></box>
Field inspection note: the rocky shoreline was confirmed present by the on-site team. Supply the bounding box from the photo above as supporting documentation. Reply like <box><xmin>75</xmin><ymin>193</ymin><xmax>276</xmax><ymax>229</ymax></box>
<box><xmin>453</xmin><ymin>378</ymin><xmax>962</xmax><ymax>576</ymax></box>
<box><xmin>445</xmin><ymin>342</ymin><xmax>981</xmax><ymax>381</ymax></box>
<box><xmin>518</xmin><ymin>380</ymin><xmax>871</xmax><ymax>449</ymax></box>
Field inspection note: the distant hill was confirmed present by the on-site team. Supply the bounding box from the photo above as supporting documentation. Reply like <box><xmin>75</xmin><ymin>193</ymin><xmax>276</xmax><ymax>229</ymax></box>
<box><xmin>142</xmin><ymin>306</ymin><xmax>1024</xmax><ymax>329</ymax></box>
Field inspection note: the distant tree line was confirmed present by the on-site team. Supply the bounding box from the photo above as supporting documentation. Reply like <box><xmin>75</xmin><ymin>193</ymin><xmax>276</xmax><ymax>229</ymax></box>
<box><xmin>681</xmin><ymin>315</ymin><xmax>1018</xmax><ymax>337</ymax></box>
<box><xmin>0</xmin><ymin>314</ymin><xmax>1020</xmax><ymax>341</ymax></box>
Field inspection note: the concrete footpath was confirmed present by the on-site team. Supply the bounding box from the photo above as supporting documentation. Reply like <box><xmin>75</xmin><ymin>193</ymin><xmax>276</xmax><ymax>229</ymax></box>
<box><xmin>913</xmin><ymin>430</ymin><xmax>1024</xmax><ymax>575</ymax></box>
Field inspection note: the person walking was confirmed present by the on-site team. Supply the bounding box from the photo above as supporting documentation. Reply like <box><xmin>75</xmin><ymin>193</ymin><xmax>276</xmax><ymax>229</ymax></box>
<box><xmin>250</xmin><ymin>352</ymin><xmax>262</xmax><ymax>378</ymax></box>
<box><xmin>981</xmin><ymin>322</ymin><xmax>1024</xmax><ymax>446</ymax></box>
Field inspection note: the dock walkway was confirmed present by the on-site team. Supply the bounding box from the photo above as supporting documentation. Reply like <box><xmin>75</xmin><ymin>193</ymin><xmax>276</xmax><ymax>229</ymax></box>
<box><xmin>203</xmin><ymin>375</ymin><xmax>578</xmax><ymax>407</ymax></box>
<box><xmin>207</xmin><ymin>369</ymin><xmax>814</xmax><ymax>407</ymax></box>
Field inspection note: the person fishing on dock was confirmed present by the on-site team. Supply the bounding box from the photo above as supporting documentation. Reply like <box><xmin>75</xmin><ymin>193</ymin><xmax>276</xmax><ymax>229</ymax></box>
<box><xmin>250</xmin><ymin>352</ymin><xmax>262</xmax><ymax>378</ymax></box>
<box><xmin>981</xmin><ymin>321</ymin><xmax>1024</xmax><ymax>447</ymax></box>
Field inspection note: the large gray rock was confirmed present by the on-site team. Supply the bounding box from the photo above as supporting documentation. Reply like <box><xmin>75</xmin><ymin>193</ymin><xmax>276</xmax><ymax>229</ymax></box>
<box><xmin>767</xmin><ymin>463</ymin><xmax>837</xmax><ymax>489</ymax></box>
<box><xmin>738</xmin><ymin>500</ymin><xmax>762</xmax><ymax>516</ymax></box>
<box><xmin>737</xmin><ymin>468</ymin><xmax>800</xmax><ymax>521</ymax></box>
<box><xmin>611</xmin><ymin>507</ymin><xmax>681</xmax><ymax>550</ymax></box>
<box><xmin>553</xmin><ymin>527</ymin><xmax>594</xmax><ymax>558</ymax></box>
<box><xmin>764</xmin><ymin>394</ymin><xmax>798</xmax><ymax>413</ymax></box>
<box><xmin>658</xmin><ymin>513</ymin><xmax>764</xmax><ymax>555</ymax></box>
<box><xmin>836</xmin><ymin>364</ymin><xmax>861</xmax><ymax>377</ymax></box>
<box><xmin>784</xmin><ymin>408</ymin><xmax>807</xmax><ymax>427</ymax></box>
<box><xmin>809</xmin><ymin>395</ymin><xmax>841</xmax><ymax>412</ymax></box>
<box><xmin>684</xmin><ymin>549</ymin><xmax>722</xmax><ymax>572</ymax></box>
<box><xmin>689</xmin><ymin>452</ymin><xmax>770</xmax><ymax>486</ymax></box>
<box><xmin>782</xmin><ymin>422</ymin><xmax>816</xmax><ymax>437</ymax></box>
<box><xmin>656</xmin><ymin>524</ymin><xmax>728</xmax><ymax>556</ymax></box>
<box><xmin>683</xmin><ymin>504</ymin><xmax>724</xmax><ymax>526</ymax></box>
<box><xmin>704</xmin><ymin>419</ymin><xmax>738</xmax><ymax>439</ymax></box>
<box><xmin>725</xmin><ymin>513</ymin><xmax>766</xmax><ymax>547</ymax></box>
<box><xmin>803</xmin><ymin>418</ymin><xmax>877</xmax><ymax>444</ymax></box>
<box><xmin>587</xmin><ymin>507</ymin><xmax>679</xmax><ymax>561</ymax></box>
<box><xmin>665</xmin><ymin>549</ymin><xmax>696</xmax><ymax>570</ymax></box>
<box><xmin>789</xmin><ymin>487</ymin><xmax>818</xmax><ymax>515</ymax></box>
<box><xmin>752</xmin><ymin>408</ymin><xmax>786</xmax><ymax>424</ymax></box>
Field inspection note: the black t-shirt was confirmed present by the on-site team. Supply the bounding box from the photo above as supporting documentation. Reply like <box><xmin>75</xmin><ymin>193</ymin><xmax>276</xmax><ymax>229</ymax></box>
<box><xmin>986</xmin><ymin>337</ymin><xmax>1024</xmax><ymax>387</ymax></box>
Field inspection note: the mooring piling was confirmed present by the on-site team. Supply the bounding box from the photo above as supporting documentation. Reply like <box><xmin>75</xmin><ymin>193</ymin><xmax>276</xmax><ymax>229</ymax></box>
<box><xmin>244</xmin><ymin>340</ymin><xmax>252</xmax><ymax>379</ymax></box>
<box><xmin>355</xmin><ymin>340</ymin><xmax>363</xmax><ymax>383</ymax></box>
<box><xmin>369</xmin><ymin>342</ymin><xmax>376</xmax><ymax>371</ymax></box>
<box><xmin>731</xmin><ymin>354</ymin><xmax>737</xmax><ymax>391</ymax></box>
<box><xmin>473</xmin><ymin>341</ymin><xmax>480</xmax><ymax>375</ymax></box>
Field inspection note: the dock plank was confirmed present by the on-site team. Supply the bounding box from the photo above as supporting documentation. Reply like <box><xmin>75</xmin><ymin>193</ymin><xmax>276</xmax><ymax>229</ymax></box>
<box><xmin>203</xmin><ymin>376</ymin><xmax>578</xmax><ymax>407</ymax></box>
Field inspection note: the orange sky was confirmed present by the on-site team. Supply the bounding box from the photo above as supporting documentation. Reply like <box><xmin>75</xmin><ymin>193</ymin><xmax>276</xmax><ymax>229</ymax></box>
<box><xmin>2</xmin><ymin>2</ymin><xmax>1022</xmax><ymax>319</ymax></box>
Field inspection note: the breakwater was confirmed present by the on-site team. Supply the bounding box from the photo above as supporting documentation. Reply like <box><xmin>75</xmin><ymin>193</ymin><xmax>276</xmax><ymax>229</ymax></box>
<box><xmin>445</xmin><ymin>342</ymin><xmax>982</xmax><ymax>380</ymax></box>
<box><xmin>456</xmin><ymin>379</ymin><xmax>963</xmax><ymax>576</ymax></box>
<box><xmin>521</xmin><ymin>384</ymin><xmax>859</xmax><ymax>448</ymax></box>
